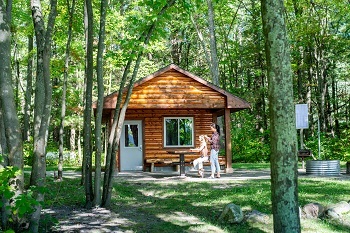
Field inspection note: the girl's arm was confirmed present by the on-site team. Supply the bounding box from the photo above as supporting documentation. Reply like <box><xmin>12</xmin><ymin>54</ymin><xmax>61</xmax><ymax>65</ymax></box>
<box><xmin>205</xmin><ymin>135</ymin><xmax>212</xmax><ymax>143</ymax></box>
<box><xmin>198</xmin><ymin>142</ymin><xmax>206</xmax><ymax>151</ymax></box>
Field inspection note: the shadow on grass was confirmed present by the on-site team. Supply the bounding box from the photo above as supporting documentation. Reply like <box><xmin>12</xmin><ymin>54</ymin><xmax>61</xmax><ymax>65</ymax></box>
<box><xmin>39</xmin><ymin>171</ymin><xmax>350</xmax><ymax>232</ymax></box>
<box><xmin>110</xmin><ymin>180</ymin><xmax>272</xmax><ymax>232</ymax></box>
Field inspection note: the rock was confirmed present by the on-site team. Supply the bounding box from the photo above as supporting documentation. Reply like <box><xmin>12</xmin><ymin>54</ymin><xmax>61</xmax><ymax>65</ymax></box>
<box><xmin>301</xmin><ymin>203</ymin><xmax>325</xmax><ymax>219</ymax></box>
<box><xmin>327</xmin><ymin>201</ymin><xmax>350</xmax><ymax>214</ymax></box>
<box><xmin>245</xmin><ymin>210</ymin><xmax>270</xmax><ymax>224</ymax></box>
<box><xmin>325</xmin><ymin>201</ymin><xmax>350</xmax><ymax>220</ymax></box>
<box><xmin>218</xmin><ymin>203</ymin><xmax>244</xmax><ymax>224</ymax></box>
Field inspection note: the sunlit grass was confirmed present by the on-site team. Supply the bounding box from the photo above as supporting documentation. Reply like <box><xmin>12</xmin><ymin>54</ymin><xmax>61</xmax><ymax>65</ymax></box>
<box><xmin>111</xmin><ymin>176</ymin><xmax>350</xmax><ymax>233</ymax></box>
<box><xmin>22</xmin><ymin>162</ymin><xmax>350</xmax><ymax>232</ymax></box>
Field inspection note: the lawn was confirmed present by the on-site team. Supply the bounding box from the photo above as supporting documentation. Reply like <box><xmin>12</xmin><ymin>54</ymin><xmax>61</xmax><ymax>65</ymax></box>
<box><xmin>39</xmin><ymin>163</ymin><xmax>350</xmax><ymax>232</ymax></box>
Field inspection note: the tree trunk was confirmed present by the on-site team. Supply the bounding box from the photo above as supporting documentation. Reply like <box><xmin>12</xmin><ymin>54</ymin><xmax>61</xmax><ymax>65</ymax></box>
<box><xmin>23</xmin><ymin>35</ymin><xmax>34</xmax><ymax>142</ymax></box>
<box><xmin>83</xmin><ymin>0</ymin><xmax>94</xmax><ymax>208</ymax></box>
<box><xmin>29</xmin><ymin>0</ymin><xmax>57</xmax><ymax>231</ymax></box>
<box><xmin>58</xmin><ymin>0</ymin><xmax>76</xmax><ymax>181</ymax></box>
<box><xmin>101</xmin><ymin>0</ymin><xmax>177</xmax><ymax>207</ymax></box>
<box><xmin>261</xmin><ymin>0</ymin><xmax>301</xmax><ymax>232</ymax></box>
<box><xmin>0</xmin><ymin>0</ymin><xmax>25</xmax><ymax>230</ymax></box>
<box><xmin>102</xmin><ymin>58</ymin><xmax>132</xmax><ymax>207</ymax></box>
<box><xmin>93</xmin><ymin>0</ymin><xmax>107</xmax><ymax>206</ymax></box>
<box><xmin>206</xmin><ymin>0</ymin><xmax>219</xmax><ymax>85</ymax></box>
<box><xmin>190</xmin><ymin>13</ymin><xmax>211</xmax><ymax>70</ymax></box>
<box><xmin>0</xmin><ymin>105</ymin><xmax>7</xmax><ymax>157</ymax></box>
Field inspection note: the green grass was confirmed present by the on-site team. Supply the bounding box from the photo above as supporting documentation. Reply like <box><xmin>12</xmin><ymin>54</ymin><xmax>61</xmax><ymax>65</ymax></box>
<box><xmin>29</xmin><ymin>163</ymin><xmax>350</xmax><ymax>232</ymax></box>
<box><xmin>232</xmin><ymin>162</ymin><xmax>270</xmax><ymax>170</ymax></box>
<box><xmin>24</xmin><ymin>165</ymin><xmax>81</xmax><ymax>172</ymax></box>
<box><xmin>107</xmin><ymin>177</ymin><xmax>350</xmax><ymax>233</ymax></box>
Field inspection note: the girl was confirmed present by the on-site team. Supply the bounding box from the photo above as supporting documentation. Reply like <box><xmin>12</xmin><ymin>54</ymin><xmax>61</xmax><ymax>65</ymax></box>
<box><xmin>191</xmin><ymin>135</ymin><xmax>209</xmax><ymax>178</ymax></box>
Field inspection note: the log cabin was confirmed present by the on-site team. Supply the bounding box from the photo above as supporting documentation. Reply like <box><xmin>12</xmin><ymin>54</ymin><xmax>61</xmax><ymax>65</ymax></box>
<box><xmin>94</xmin><ymin>64</ymin><xmax>250</xmax><ymax>173</ymax></box>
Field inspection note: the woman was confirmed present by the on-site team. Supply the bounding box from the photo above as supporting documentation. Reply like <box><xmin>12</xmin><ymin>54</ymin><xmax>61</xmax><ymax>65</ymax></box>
<box><xmin>191</xmin><ymin>135</ymin><xmax>209</xmax><ymax>178</ymax></box>
<box><xmin>205</xmin><ymin>123</ymin><xmax>221</xmax><ymax>179</ymax></box>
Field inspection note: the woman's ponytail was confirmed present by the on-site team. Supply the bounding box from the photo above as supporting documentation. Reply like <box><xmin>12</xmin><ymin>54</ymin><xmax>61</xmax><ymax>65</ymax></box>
<box><xmin>211</xmin><ymin>123</ymin><xmax>220</xmax><ymax>136</ymax></box>
<box><xmin>216</xmin><ymin>124</ymin><xmax>220</xmax><ymax>136</ymax></box>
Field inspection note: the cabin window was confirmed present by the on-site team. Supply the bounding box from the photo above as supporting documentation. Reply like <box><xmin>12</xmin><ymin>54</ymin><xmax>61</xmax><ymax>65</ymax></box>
<box><xmin>124</xmin><ymin>124</ymin><xmax>139</xmax><ymax>147</ymax></box>
<box><xmin>164</xmin><ymin>117</ymin><xmax>194</xmax><ymax>147</ymax></box>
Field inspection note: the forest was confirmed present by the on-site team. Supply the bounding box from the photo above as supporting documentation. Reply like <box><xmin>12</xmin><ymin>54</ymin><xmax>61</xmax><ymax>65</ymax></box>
<box><xmin>0</xmin><ymin>0</ymin><xmax>349</xmax><ymax>232</ymax></box>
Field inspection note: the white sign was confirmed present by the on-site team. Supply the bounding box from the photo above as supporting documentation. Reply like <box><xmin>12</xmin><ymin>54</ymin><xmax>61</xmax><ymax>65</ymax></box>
<box><xmin>295</xmin><ymin>104</ymin><xmax>309</xmax><ymax>129</ymax></box>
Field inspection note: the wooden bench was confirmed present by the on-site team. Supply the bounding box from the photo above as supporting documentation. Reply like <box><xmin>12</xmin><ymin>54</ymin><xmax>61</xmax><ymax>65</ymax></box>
<box><xmin>145</xmin><ymin>156</ymin><xmax>226</xmax><ymax>172</ymax></box>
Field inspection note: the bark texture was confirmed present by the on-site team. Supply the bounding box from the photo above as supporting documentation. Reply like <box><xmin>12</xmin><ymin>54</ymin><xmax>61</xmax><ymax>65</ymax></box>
<box><xmin>94</xmin><ymin>0</ymin><xmax>107</xmax><ymax>206</ymax></box>
<box><xmin>30</xmin><ymin>0</ymin><xmax>57</xmax><ymax>231</ymax></box>
<box><xmin>83</xmin><ymin>0</ymin><xmax>94</xmax><ymax>208</ymax></box>
<box><xmin>0</xmin><ymin>0</ymin><xmax>24</xmax><ymax>230</ymax></box>
<box><xmin>261</xmin><ymin>0</ymin><xmax>301</xmax><ymax>232</ymax></box>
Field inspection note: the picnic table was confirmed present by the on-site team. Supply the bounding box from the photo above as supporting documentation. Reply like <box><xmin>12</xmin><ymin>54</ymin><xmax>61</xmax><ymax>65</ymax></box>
<box><xmin>167</xmin><ymin>150</ymin><xmax>198</xmax><ymax>177</ymax></box>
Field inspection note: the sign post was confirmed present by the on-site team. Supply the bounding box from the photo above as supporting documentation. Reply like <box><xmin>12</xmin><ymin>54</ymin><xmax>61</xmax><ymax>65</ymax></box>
<box><xmin>295</xmin><ymin>104</ymin><xmax>310</xmax><ymax>168</ymax></box>
<box><xmin>295</xmin><ymin>104</ymin><xmax>309</xmax><ymax>149</ymax></box>
<box><xmin>295</xmin><ymin>104</ymin><xmax>309</xmax><ymax>130</ymax></box>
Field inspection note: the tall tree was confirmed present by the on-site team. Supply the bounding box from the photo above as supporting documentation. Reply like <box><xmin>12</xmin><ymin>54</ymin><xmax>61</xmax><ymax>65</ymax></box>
<box><xmin>23</xmin><ymin>35</ymin><xmax>34</xmax><ymax>142</ymax></box>
<box><xmin>101</xmin><ymin>0</ymin><xmax>177</xmax><ymax>207</ymax></box>
<box><xmin>83</xmin><ymin>0</ymin><xmax>94</xmax><ymax>208</ymax></box>
<box><xmin>29</xmin><ymin>0</ymin><xmax>57</xmax><ymax>231</ymax></box>
<box><xmin>261</xmin><ymin>0</ymin><xmax>300</xmax><ymax>232</ymax></box>
<box><xmin>206</xmin><ymin>0</ymin><xmax>219</xmax><ymax>85</ymax></box>
<box><xmin>0</xmin><ymin>0</ymin><xmax>24</xmax><ymax>230</ymax></box>
<box><xmin>58</xmin><ymin>0</ymin><xmax>76</xmax><ymax>181</ymax></box>
<box><xmin>94</xmin><ymin>0</ymin><xmax>107</xmax><ymax>206</ymax></box>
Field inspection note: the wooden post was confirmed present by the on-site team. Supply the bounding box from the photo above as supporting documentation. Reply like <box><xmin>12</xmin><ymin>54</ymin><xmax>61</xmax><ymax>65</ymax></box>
<box><xmin>225</xmin><ymin>108</ymin><xmax>233</xmax><ymax>173</ymax></box>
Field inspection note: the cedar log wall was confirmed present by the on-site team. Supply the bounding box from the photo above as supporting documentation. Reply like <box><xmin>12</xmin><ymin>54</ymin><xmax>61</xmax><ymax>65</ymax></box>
<box><xmin>121</xmin><ymin>70</ymin><xmax>226</xmax><ymax>109</ymax></box>
<box><xmin>125</xmin><ymin>109</ymin><xmax>214</xmax><ymax>163</ymax></box>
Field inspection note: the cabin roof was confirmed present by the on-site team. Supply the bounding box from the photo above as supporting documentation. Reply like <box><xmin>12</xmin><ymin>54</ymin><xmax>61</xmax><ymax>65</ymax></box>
<box><xmin>96</xmin><ymin>64</ymin><xmax>250</xmax><ymax>112</ymax></box>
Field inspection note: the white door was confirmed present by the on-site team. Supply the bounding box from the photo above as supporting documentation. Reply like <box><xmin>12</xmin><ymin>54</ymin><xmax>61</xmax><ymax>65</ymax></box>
<box><xmin>120</xmin><ymin>120</ymin><xmax>143</xmax><ymax>171</ymax></box>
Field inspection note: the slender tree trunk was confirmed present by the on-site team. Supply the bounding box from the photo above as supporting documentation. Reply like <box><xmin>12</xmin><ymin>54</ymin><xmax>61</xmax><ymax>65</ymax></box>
<box><xmin>58</xmin><ymin>0</ymin><xmax>76</xmax><ymax>181</ymax></box>
<box><xmin>14</xmin><ymin>44</ymin><xmax>20</xmax><ymax>109</ymax></box>
<box><xmin>70</xmin><ymin>128</ymin><xmax>76</xmax><ymax>151</ymax></box>
<box><xmin>29</xmin><ymin>0</ymin><xmax>57</xmax><ymax>231</ymax></box>
<box><xmin>93</xmin><ymin>0</ymin><xmax>107</xmax><ymax>206</ymax></box>
<box><xmin>101</xmin><ymin>0</ymin><xmax>177</xmax><ymax>207</ymax></box>
<box><xmin>190</xmin><ymin>14</ymin><xmax>211</xmax><ymax>69</ymax></box>
<box><xmin>0</xmin><ymin>105</ymin><xmax>7</xmax><ymax>157</ymax></box>
<box><xmin>83</xmin><ymin>0</ymin><xmax>94</xmax><ymax>208</ymax></box>
<box><xmin>102</xmin><ymin>59</ymin><xmax>132</xmax><ymax>207</ymax></box>
<box><xmin>23</xmin><ymin>35</ymin><xmax>34</xmax><ymax>141</ymax></box>
<box><xmin>0</xmin><ymin>0</ymin><xmax>24</xmax><ymax>230</ymax></box>
<box><xmin>261</xmin><ymin>0</ymin><xmax>301</xmax><ymax>232</ymax></box>
<box><xmin>251</xmin><ymin>0</ymin><xmax>267</xmax><ymax>134</ymax></box>
<box><xmin>206</xmin><ymin>0</ymin><xmax>219</xmax><ymax>85</ymax></box>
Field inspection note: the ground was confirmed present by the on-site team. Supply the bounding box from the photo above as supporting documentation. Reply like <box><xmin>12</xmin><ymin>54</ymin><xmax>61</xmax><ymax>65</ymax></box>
<box><xmin>41</xmin><ymin>169</ymin><xmax>350</xmax><ymax>233</ymax></box>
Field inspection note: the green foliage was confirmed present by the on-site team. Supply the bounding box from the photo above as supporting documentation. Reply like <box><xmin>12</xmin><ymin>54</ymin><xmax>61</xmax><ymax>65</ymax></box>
<box><xmin>12</xmin><ymin>187</ymin><xmax>40</xmax><ymax>219</ymax></box>
<box><xmin>305</xmin><ymin>129</ymin><xmax>350</xmax><ymax>161</ymax></box>
<box><xmin>23</xmin><ymin>142</ymin><xmax>34</xmax><ymax>166</ymax></box>
<box><xmin>0</xmin><ymin>156</ymin><xmax>39</xmax><ymax>231</ymax></box>
<box><xmin>231</xmin><ymin>112</ymin><xmax>270</xmax><ymax>163</ymax></box>
<box><xmin>0</xmin><ymin>159</ymin><xmax>20</xmax><ymax>202</ymax></box>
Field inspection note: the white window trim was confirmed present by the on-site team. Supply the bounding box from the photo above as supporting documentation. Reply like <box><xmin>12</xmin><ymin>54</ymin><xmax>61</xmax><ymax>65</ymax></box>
<box><xmin>163</xmin><ymin>117</ymin><xmax>194</xmax><ymax>148</ymax></box>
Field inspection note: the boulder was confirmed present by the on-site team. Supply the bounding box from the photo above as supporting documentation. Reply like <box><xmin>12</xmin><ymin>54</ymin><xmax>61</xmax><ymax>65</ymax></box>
<box><xmin>245</xmin><ymin>210</ymin><xmax>270</xmax><ymax>224</ymax></box>
<box><xmin>218</xmin><ymin>203</ymin><xmax>244</xmax><ymax>224</ymax></box>
<box><xmin>325</xmin><ymin>201</ymin><xmax>350</xmax><ymax>220</ymax></box>
<box><xmin>301</xmin><ymin>203</ymin><xmax>325</xmax><ymax>219</ymax></box>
